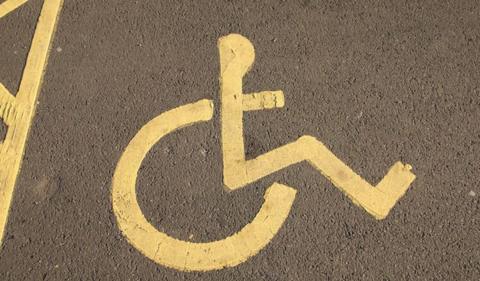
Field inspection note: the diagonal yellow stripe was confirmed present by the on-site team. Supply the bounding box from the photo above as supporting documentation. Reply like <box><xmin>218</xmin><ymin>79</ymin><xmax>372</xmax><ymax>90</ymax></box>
<box><xmin>0</xmin><ymin>0</ymin><xmax>63</xmax><ymax>247</ymax></box>
<box><xmin>0</xmin><ymin>0</ymin><xmax>28</xmax><ymax>19</ymax></box>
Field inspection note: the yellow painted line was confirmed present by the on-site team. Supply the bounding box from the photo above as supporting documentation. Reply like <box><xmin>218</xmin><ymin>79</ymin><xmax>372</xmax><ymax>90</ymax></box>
<box><xmin>0</xmin><ymin>0</ymin><xmax>28</xmax><ymax>19</ymax></box>
<box><xmin>0</xmin><ymin>84</ymin><xmax>16</xmax><ymax>126</ymax></box>
<box><xmin>112</xmin><ymin>99</ymin><xmax>296</xmax><ymax>271</ymax></box>
<box><xmin>0</xmin><ymin>0</ymin><xmax>63</xmax><ymax>245</ymax></box>
<box><xmin>219</xmin><ymin>34</ymin><xmax>416</xmax><ymax>220</ymax></box>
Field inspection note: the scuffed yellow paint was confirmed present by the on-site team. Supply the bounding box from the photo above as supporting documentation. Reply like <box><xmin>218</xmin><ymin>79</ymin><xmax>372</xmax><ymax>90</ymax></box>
<box><xmin>112</xmin><ymin>99</ymin><xmax>296</xmax><ymax>271</ymax></box>
<box><xmin>0</xmin><ymin>0</ymin><xmax>28</xmax><ymax>19</ymax></box>
<box><xmin>242</xmin><ymin>90</ymin><xmax>284</xmax><ymax>111</ymax></box>
<box><xmin>112</xmin><ymin>33</ymin><xmax>416</xmax><ymax>271</ymax></box>
<box><xmin>0</xmin><ymin>0</ymin><xmax>63</xmax><ymax>245</ymax></box>
<box><xmin>219</xmin><ymin>34</ymin><xmax>416</xmax><ymax>220</ymax></box>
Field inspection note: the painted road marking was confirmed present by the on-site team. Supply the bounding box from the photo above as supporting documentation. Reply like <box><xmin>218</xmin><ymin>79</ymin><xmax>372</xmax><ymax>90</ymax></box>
<box><xmin>219</xmin><ymin>34</ymin><xmax>416</xmax><ymax>219</ymax></box>
<box><xmin>112</xmin><ymin>34</ymin><xmax>416</xmax><ymax>271</ymax></box>
<box><xmin>0</xmin><ymin>0</ymin><xmax>28</xmax><ymax>19</ymax></box>
<box><xmin>0</xmin><ymin>0</ymin><xmax>63</xmax><ymax>246</ymax></box>
<box><xmin>112</xmin><ymin>100</ymin><xmax>296</xmax><ymax>271</ymax></box>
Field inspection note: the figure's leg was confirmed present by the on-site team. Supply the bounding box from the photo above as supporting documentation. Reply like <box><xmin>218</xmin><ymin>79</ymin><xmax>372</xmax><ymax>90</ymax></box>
<box><xmin>218</xmin><ymin>34</ymin><xmax>415</xmax><ymax>219</ymax></box>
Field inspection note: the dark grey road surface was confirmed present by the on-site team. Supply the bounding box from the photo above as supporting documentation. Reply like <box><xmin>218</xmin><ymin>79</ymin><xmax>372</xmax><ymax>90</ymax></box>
<box><xmin>0</xmin><ymin>0</ymin><xmax>479</xmax><ymax>280</ymax></box>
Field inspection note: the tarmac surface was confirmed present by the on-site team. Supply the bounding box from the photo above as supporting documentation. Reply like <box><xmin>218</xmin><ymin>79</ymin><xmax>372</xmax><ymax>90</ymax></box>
<box><xmin>0</xmin><ymin>0</ymin><xmax>479</xmax><ymax>280</ymax></box>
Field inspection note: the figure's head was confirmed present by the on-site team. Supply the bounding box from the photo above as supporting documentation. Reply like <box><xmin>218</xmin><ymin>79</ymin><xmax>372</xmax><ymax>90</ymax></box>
<box><xmin>218</xmin><ymin>34</ymin><xmax>255</xmax><ymax>76</ymax></box>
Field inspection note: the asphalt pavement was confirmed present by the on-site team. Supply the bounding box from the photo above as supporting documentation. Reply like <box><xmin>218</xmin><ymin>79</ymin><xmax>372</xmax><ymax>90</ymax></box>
<box><xmin>0</xmin><ymin>0</ymin><xmax>479</xmax><ymax>280</ymax></box>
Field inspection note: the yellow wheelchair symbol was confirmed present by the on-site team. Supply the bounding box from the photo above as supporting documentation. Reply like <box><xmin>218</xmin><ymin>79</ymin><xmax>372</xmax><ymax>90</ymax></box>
<box><xmin>112</xmin><ymin>34</ymin><xmax>416</xmax><ymax>271</ymax></box>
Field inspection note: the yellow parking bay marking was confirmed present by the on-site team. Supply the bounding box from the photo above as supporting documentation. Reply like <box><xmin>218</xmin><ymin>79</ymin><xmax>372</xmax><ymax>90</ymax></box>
<box><xmin>112</xmin><ymin>34</ymin><xmax>415</xmax><ymax>271</ymax></box>
<box><xmin>0</xmin><ymin>0</ymin><xmax>63</xmax><ymax>245</ymax></box>
<box><xmin>0</xmin><ymin>0</ymin><xmax>28</xmax><ymax>19</ymax></box>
